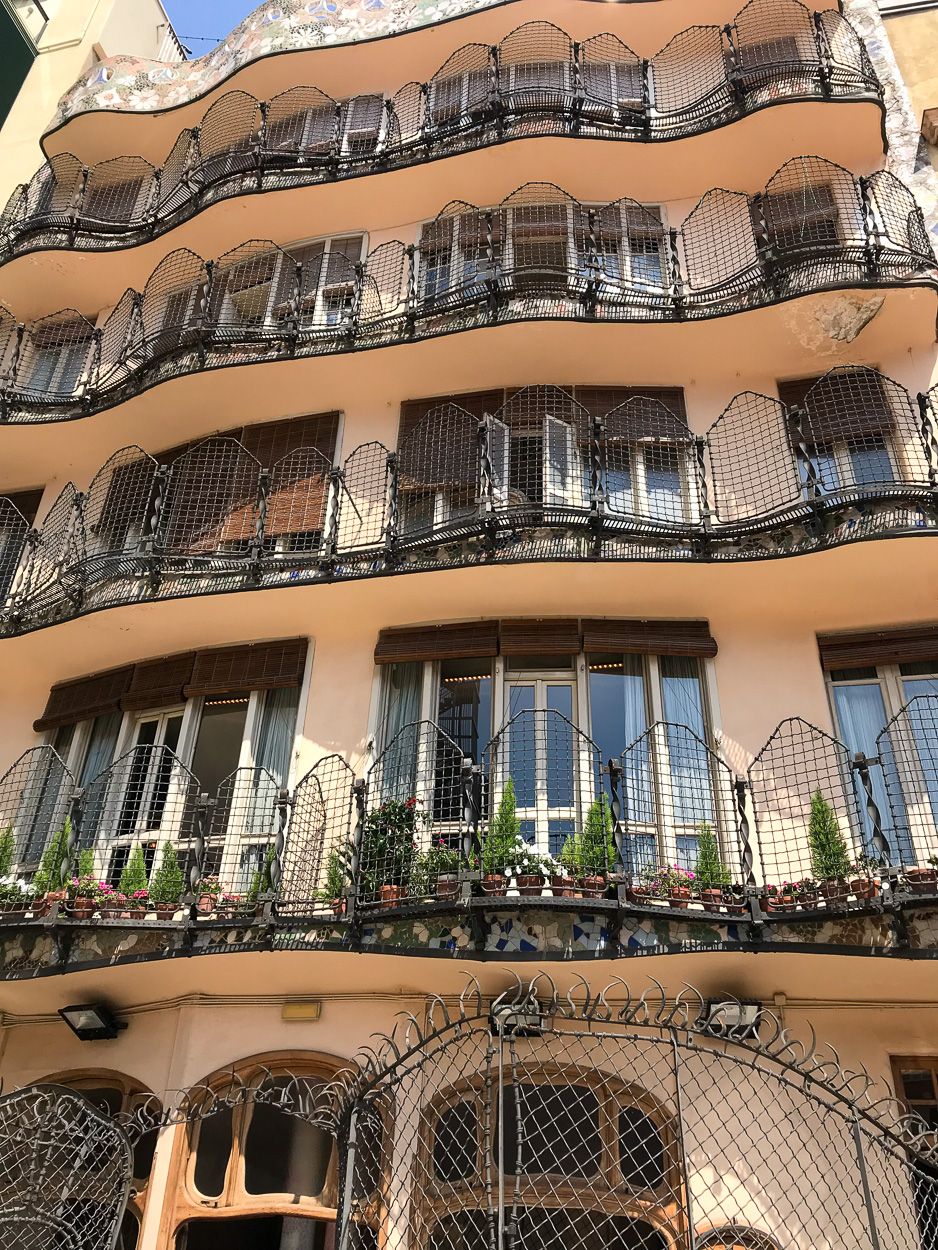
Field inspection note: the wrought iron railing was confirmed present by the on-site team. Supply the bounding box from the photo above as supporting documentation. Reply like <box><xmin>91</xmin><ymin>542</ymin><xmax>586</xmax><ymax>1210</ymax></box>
<box><xmin>0</xmin><ymin>4</ymin><xmax>881</xmax><ymax>264</ymax></box>
<box><xmin>0</xmin><ymin>161</ymin><xmax>931</xmax><ymax>425</ymax></box>
<box><xmin>2</xmin><ymin>369</ymin><xmax>938</xmax><ymax>636</ymax></box>
<box><xmin>4</xmin><ymin>696</ymin><xmax>938</xmax><ymax>921</ymax></box>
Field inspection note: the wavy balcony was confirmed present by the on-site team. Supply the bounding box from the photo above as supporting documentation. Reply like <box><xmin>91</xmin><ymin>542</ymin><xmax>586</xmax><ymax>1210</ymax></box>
<box><xmin>0</xmin><ymin>162</ymin><xmax>932</xmax><ymax>429</ymax></box>
<box><xmin>2</xmin><ymin>694</ymin><xmax>938</xmax><ymax>968</ymax></box>
<box><xmin>1</xmin><ymin>370</ymin><xmax>937</xmax><ymax>638</ymax></box>
<box><xmin>46</xmin><ymin>0</ymin><xmax>845</xmax><ymax>146</ymax></box>
<box><xmin>1</xmin><ymin>7</ymin><xmax>883</xmax><ymax>277</ymax></box>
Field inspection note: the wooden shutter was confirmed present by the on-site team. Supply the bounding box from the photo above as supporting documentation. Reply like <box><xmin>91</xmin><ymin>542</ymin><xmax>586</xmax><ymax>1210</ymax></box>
<box><xmin>121</xmin><ymin>652</ymin><xmax>195</xmax><ymax>710</ymax></box>
<box><xmin>817</xmin><ymin>626</ymin><xmax>938</xmax><ymax>671</ymax></box>
<box><xmin>375</xmin><ymin>622</ymin><xmax>499</xmax><ymax>664</ymax></box>
<box><xmin>499</xmin><ymin>618</ymin><xmax>581</xmax><ymax>655</ymax></box>
<box><xmin>242</xmin><ymin>413</ymin><xmax>338</xmax><ymax>539</ymax></box>
<box><xmin>34</xmin><ymin>666</ymin><xmax>133</xmax><ymax>731</ymax></box>
<box><xmin>399</xmin><ymin>390</ymin><xmax>504</xmax><ymax>445</ymax></box>
<box><xmin>184</xmin><ymin>638</ymin><xmax>308</xmax><ymax>695</ymax></box>
<box><xmin>582</xmin><ymin>619</ymin><xmax>717</xmax><ymax>657</ymax></box>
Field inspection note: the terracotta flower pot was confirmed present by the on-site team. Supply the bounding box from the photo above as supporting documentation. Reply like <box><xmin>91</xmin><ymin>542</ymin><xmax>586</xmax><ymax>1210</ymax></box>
<box><xmin>379</xmin><ymin>884</ymin><xmax>406</xmax><ymax>909</ymax></box>
<box><xmin>579</xmin><ymin>874</ymin><xmax>607</xmax><ymax>899</ymax></box>
<box><xmin>550</xmin><ymin>874</ymin><xmax>574</xmax><ymax>898</ymax></box>
<box><xmin>332</xmin><ymin>898</ymin><xmax>347</xmax><ymax>919</ymax></box>
<box><xmin>669</xmin><ymin>887</ymin><xmax>691</xmax><ymax>909</ymax></box>
<box><xmin>849</xmin><ymin>877</ymin><xmax>879</xmax><ymax>901</ymax></box>
<box><xmin>762</xmin><ymin>895</ymin><xmax>795</xmax><ymax>914</ymax></box>
<box><xmin>626</xmin><ymin>886</ymin><xmax>651</xmax><ymax>905</ymax></box>
<box><xmin>435</xmin><ymin>874</ymin><xmax>459</xmax><ymax>901</ymax></box>
<box><xmin>700</xmin><ymin>888</ymin><xmax>724</xmax><ymax>913</ymax></box>
<box><xmin>197</xmin><ymin>894</ymin><xmax>217</xmax><ymax>914</ymax></box>
<box><xmin>819</xmin><ymin>880</ymin><xmax>848</xmax><ymax>906</ymax></box>
<box><xmin>723</xmin><ymin>898</ymin><xmax>747</xmax><ymax>916</ymax></box>
<box><xmin>70</xmin><ymin>897</ymin><xmax>95</xmax><ymax>920</ymax></box>
<box><xmin>516</xmin><ymin>874</ymin><xmax>544</xmax><ymax>897</ymax></box>
<box><xmin>481</xmin><ymin>873</ymin><xmax>507</xmax><ymax>896</ymax></box>
<box><xmin>30</xmin><ymin>897</ymin><xmax>50</xmax><ymax>918</ymax></box>
<box><xmin>904</xmin><ymin>868</ymin><xmax>938</xmax><ymax>895</ymax></box>
<box><xmin>155</xmin><ymin>902</ymin><xmax>178</xmax><ymax>920</ymax></box>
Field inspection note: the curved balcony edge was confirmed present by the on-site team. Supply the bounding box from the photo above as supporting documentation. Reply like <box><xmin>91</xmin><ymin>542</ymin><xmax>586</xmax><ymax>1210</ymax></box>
<box><xmin>3</xmin><ymin>8</ymin><xmax>882</xmax><ymax>268</ymax></box>
<box><xmin>46</xmin><ymin>0</ymin><xmax>847</xmax><ymax>138</ymax></box>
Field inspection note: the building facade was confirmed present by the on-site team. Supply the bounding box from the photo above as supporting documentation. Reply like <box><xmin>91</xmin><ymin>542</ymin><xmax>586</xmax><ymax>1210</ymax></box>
<box><xmin>2</xmin><ymin>0</ymin><xmax>938</xmax><ymax>1247</ymax></box>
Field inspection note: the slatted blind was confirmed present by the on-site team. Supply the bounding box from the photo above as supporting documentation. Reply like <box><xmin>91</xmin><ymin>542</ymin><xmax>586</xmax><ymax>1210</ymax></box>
<box><xmin>34</xmin><ymin>667</ymin><xmax>134</xmax><ymax>731</ymax></box>
<box><xmin>184</xmin><ymin>638</ymin><xmax>308</xmax><ymax>695</ymax></box>
<box><xmin>398</xmin><ymin>391</ymin><xmax>504</xmax><ymax>445</ymax></box>
<box><xmin>121</xmin><ymin>653</ymin><xmax>196</xmax><ymax>710</ymax></box>
<box><xmin>777</xmin><ymin>371</ymin><xmax>892</xmax><ymax>440</ymax></box>
<box><xmin>374</xmin><ymin>622</ymin><xmax>499</xmax><ymax>664</ymax></box>
<box><xmin>499</xmin><ymin>618</ymin><xmax>581</xmax><ymax>655</ymax></box>
<box><xmin>817</xmin><ymin>626</ymin><xmax>938</xmax><ymax>671</ymax></box>
<box><xmin>572</xmin><ymin>387</ymin><xmax>687</xmax><ymax>421</ymax></box>
<box><xmin>582</xmin><ymin>619</ymin><xmax>717</xmax><ymax>656</ymax></box>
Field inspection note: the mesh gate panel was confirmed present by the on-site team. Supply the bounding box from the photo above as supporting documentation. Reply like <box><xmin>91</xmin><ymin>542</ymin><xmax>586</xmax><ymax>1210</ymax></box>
<box><xmin>280</xmin><ymin>754</ymin><xmax>355</xmax><ymax>916</ymax></box>
<box><xmin>877</xmin><ymin>695</ymin><xmax>938</xmax><ymax>871</ymax></box>
<box><xmin>0</xmin><ymin>746</ymin><xmax>73</xmax><ymax>872</ymax></box>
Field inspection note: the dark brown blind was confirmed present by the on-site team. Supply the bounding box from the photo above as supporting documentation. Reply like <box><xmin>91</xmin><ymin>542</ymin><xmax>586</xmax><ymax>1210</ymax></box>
<box><xmin>582</xmin><ymin>619</ymin><xmax>717</xmax><ymax>657</ymax></box>
<box><xmin>7</xmin><ymin>489</ymin><xmax>44</xmax><ymax>525</ymax></box>
<box><xmin>121</xmin><ymin>653</ymin><xmax>195</xmax><ymax>710</ymax></box>
<box><xmin>375</xmin><ymin>622</ymin><xmax>499</xmax><ymax>664</ymax></box>
<box><xmin>184</xmin><ymin>638</ymin><xmax>308</xmax><ymax>695</ymax></box>
<box><xmin>778</xmin><ymin>371</ymin><xmax>893</xmax><ymax>441</ymax></box>
<box><xmin>34</xmin><ymin>666</ymin><xmax>133</xmax><ymax>731</ymax></box>
<box><xmin>500</xmin><ymin>619</ymin><xmax>580</xmax><ymax>655</ymax></box>
<box><xmin>239</xmin><ymin>413</ymin><xmax>339</xmax><ymax>465</ymax></box>
<box><xmin>817</xmin><ymin>626</ymin><xmax>938</xmax><ymax>671</ymax></box>
<box><xmin>572</xmin><ymin>387</ymin><xmax>687</xmax><ymax>421</ymax></box>
<box><xmin>399</xmin><ymin>390</ymin><xmax>504</xmax><ymax>445</ymax></box>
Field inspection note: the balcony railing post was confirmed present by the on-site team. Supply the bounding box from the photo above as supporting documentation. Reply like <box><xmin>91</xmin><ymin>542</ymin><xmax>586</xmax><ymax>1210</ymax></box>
<box><xmin>789</xmin><ymin>405</ymin><xmax>823</xmax><ymax>504</ymax></box>
<box><xmin>694</xmin><ymin>435</ymin><xmax>712</xmax><ymax>532</ymax></box>
<box><xmin>484</xmin><ymin>209</ymin><xmax>500</xmax><ymax>322</ymax></box>
<box><xmin>346</xmin><ymin>777</ymin><xmax>367</xmax><ymax>924</ymax></box>
<box><xmin>345</xmin><ymin>260</ymin><xmax>364</xmax><ymax>346</ymax></box>
<box><xmin>65</xmin><ymin>491</ymin><xmax>86</xmax><ymax>612</ymax></box>
<box><xmin>405</xmin><ymin>243</ymin><xmax>417</xmax><ymax>338</ymax></box>
<box><xmin>641</xmin><ymin>58</ymin><xmax>653</xmax><ymax>138</ymax></box>
<box><xmin>184</xmin><ymin>127</ymin><xmax>201</xmax><ymax>190</ymax></box>
<box><xmin>461</xmin><ymin>759</ymin><xmax>483</xmax><ymax>894</ymax></box>
<box><xmin>267</xmin><ymin>787</ymin><xmax>291</xmax><ymax>912</ymax></box>
<box><xmin>83</xmin><ymin>328</ymin><xmax>102</xmax><ymax>409</ymax></box>
<box><xmin>145</xmin><ymin>463</ymin><xmax>170</xmax><ymax>594</ymax></box>
<box><xmin>813</xmin><ymin>11</ymin><xmax>834</xmax><ymax>99</ymax></box>
<box><xmin>0</xmin><ymin>323</ymin><xmax>25</xmax><ymax>420</ymax></box>
<box><xmin>607</xmin><ymin>758</ymin><xmax>627</xmax><ymax>878</ymax></box>
<box><xmin>751</xmin><ymin>193</ymin><xmax>778</xmax><ymax>297</ymax></box>
<box><xmin>917</xmin><ymin>392</ymin><xmax>938</xmax><ymax>491</ymax></box>
<box><xmin>5</xmin><ymin>525</ymin><xmax>40</xmax><ymax>624</ymax></box>
<box><xmin>489</xmin><ymin>46</ymin><xmax>504</xmax><ymax>139</ymax></box>
<box><xmin>69</xmin><ymin>166</ymin><xmax>88</xmax><ymax>244</ymax></box>
<box><xmin>723</xmin><ymin>24</ymin><xmax>744</xmax><ymax>106</ymax></box>
<box><xmin>61</xmin><ymin>787</ymin><xmax>84</xmax><ymax>890</ymax></box>
<box><xmin>383</xmin><ymin>452</ymin><xmax>399</xmax><ymax>566</ymax></box>
<box><xmin>418</xmin><ymin>83</ymin><xmax>432</xmax><ymax>149</ymax></box>
<box><xmin>146</xmin><ymin>168</ymin><xmax>161</xmax><ymax>234</ymax></box>
<box><xmin>250</xmin><ymin>467</ymin><xmax>270</xmax><ymax>583</ymax></box>
<box><xmin>668</xmin><ymin>228</ymin><xmax>685</xmax><ymax>320</ymax></box>
<box><xmin>186</xmin><ymin>792</ymin><xmax>213</xmax><ymax>921</ymax></box>
<box><xmin>196</xmin><ymin>259</ymin><xmax>214</xmax><ymax>366</ymax></box>
<box><xmin>852</xmin><ymin>752</ymin><xmax>891</xmax><ymax>868</ymax></box>
<box><xmin>478</xmin><ymin>414</ymin><xmax>499</xmax><ymax>549</ymax></box>
<box><xmin>734</xmin><ymin>776</ymin><xmax>756</xmax><ymax>887</ymax></box>
<box><xmin>320</xmin><ymin>466</ymin><xmax>343</xmax><ymax>569</ymax></box>
<box><xmin>254</xmin><ymin>100</ymin><xmax>269</xmax><ymax>190</ymax></box>
<box><xmin>284</xmin><ymin>260</ymin><xmax>303</xmax><ymax>355</ymax></box>
<box><xmin>582</xmin><ymin>207</ymin><xmax>599</xmax><ymax>317</ymax></box>
<box><xmin>858</xmin><ymin>176</ymin><xmax>880</xmax><ymax>280</ymax></box>
<box><xmin>571</xmin><ymin>42</ymin><xmax>583</xmax><ymax>135</ymax></box>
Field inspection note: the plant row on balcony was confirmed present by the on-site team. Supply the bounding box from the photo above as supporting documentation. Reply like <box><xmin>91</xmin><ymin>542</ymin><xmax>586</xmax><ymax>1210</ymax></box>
<box><xmin>0</xmin><ymin>162</ymin><xmax>930</xmax><ymax>423</ymax></box>
<box><xmin>0</xmin><ymin>4</ymin><xmax>880</xmax><ymax>261</ymax></box>
<box><xmin>3</xmin><ymin>369</ymin><xmax>938</xmax><ymax>636</ymax></box>
<box><xmin>3</xmin><ymin>697</ymin><xmax>938</xmax><ymax>924</ymax></box>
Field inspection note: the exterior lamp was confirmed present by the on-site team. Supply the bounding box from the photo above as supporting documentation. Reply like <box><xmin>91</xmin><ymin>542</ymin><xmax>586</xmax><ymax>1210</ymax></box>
<box><xmin>58</xmin><ymin>1002</ymin><xmax>127</xmax><ymax>1041</ymax></box>
<box><xmin>701</xmin><ymin>998</ymin><xmax>761</xmax><ymax>1039</ymax></box>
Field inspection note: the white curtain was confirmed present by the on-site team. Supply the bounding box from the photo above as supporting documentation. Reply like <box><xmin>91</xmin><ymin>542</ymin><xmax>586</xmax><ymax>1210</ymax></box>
<box><xmin>832</xmin><ymin>682</ymin><xmax>904</xmax><ymax>860</ymax></box>
<box><xmin>377</xmin><ymin>662</ymin><xmax>422</xmax><ymax>797</ymax></box>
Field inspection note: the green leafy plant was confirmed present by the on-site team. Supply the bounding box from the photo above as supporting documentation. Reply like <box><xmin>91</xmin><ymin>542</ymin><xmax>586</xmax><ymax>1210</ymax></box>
<box><xmin>0</xmin><ymin>882</ymin><xmax>28</xmax><ymax>908</ymax></box>
<box><xmin>694</xmin><ymin>823</ymin><xmax>731</xmax><ymax>890</ymax></box>
<box><xmin>150</xmin><ymin>843</ymin><xmax>185</xmax><ymax>904</ymax></box>
<box><xmin>807</xmin><ymin>790</ymin><xmax>852</xmax><ymax>882</ymax></box>
<box><xmin>483</xmin><ymin>778</ymin><xmax>521</xmax><ymax>876</ymax></box>
<box><xmin>0</xmin><ymin>826</ymin><xmax>15</xmax><ymax>878</ymax></box>
<box><xmin>319</xmin><ymin>848</ymin><xmax>348</xmax><ymax>902</ymax></box>
<box><xmin>415</xmin><ymin>840</ymin><xmax>461</xmax><ymax>893</ymax></box>
<box><xmin>31</xmin><ymin>819</ymin><xmax>71</xmax><ymax>896</ymax></box>
<box><xmin>247</xmin><ymin>846</ymin><xmax>276</xmax><ymax>902</ymax></box>
<box><xmin>578</xmin><ymin>796</ymin><xmax>615</xmax><ymax>877</ymax></box>
<box><xmin>119</xmin><ymin>846</ymin><xmax>149</xmax><ymax>898</ymax></box>
<box><xmin>359</xmin><ymin>797</ymin><xmax>421</xmax><ymax>893</ymax></box>
<box><xmin>558</xmin><ymin>832</ymin><xmax>580</xmax><ymax>877</ymax></box>
<box><xmin>77</xmin><ymin>848</ymin><xmax>95</xmax><ymax>877</ymax></box>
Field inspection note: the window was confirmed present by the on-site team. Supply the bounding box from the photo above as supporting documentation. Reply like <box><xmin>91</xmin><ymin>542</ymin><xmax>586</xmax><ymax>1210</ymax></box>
<box><xmin>761</xmin><ymin>183</ymin><xmax>841</xmax><ymax>257</ymax></box>
<box><xmin>23</xmin><ymin>319</ymin><xmax>92</xmax><ymax>395</ymax></box>
<box><xmin>428</xmin><ymin>69</ymin><xmax>489</xmax><ymax>127</ymax></box>
<box><xmin>173</xmin><ymin>1056</ymin><xmax>339</xmax><ymax>1249</ymax></box>
<box><xmin>265</xmin><ymin>98</ymin><xmax>338</xmax><ymax>160</ymax></box>
<box><xmin>83</xmin><ymin>175</ymin><xmax>146</xmax><ymax>225</ymax></box>
<box><xmin>891</xmin><ymin>1057</ymin><xmax>938</xmax><ymax>1129</ymax></box>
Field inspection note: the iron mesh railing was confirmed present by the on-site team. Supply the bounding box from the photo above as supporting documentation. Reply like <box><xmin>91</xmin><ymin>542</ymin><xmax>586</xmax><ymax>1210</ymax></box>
<box><xmin>3</xmin><ymin>367</ymin><xmax>938</xmax><ymax>636</ymax></box>
<box><xmin>0</xmin><ymin>3</ymin><xmax>881</xmax><ymax>264</ymax></box>
<box><xmin>0</xmin><ymin>161</ymin><xmax>932</xmax><ymax>424</ymax></box>
<box><xmin>4</xmin><ymin>696</ymin><xmax>938</xmax><ymax>918</ymax></box>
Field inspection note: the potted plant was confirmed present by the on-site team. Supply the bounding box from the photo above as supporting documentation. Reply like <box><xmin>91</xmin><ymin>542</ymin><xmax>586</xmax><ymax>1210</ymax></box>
<box><xmin>30</xmin><ymin>821</ymin><xmax>71</xmax><ymax>914</ymax></box>
<box><xmin>722</xmin><ymin>881</ymin><xmax>747</xmax><ymax>915</ymax></box>
<box><xmin>0</xmin><ymin>825</ymin><xmax>15</xmax><ymax>878</ymax></box>
<box><xmin>577</xmin><ymin>797</ymin><xmax>614</xmax><ymax>898</ymax></box>
<box><xmin>67</xmin><ymin>873</ymin><xmax>103</xmax><ymax>919</ymax></box>
<box><xmin>245</xmin><ymin>846</ymin><xmax>277</xmax><ymax>916</ymax></box>
<box><xmin>418</xmin><ymin>840</ymin><xmax>461</xmax><ymax>900</ymax></box>
<box><xmin>654</xmin><ymin>864</ymin><xmax>695</xmax><ymax>908</ymax></box>
<box><xmin>904</xmin><ymin>856</ymin><xmax>938</xmax><ymax>894</ymax></box>
<box><xmin>319</xmin><ymin>849</ymin><xmax>348</xmax><ymax>917</ymax></box>
<box><xmin>482</xmin><ymin>779</ymin><xmax>521</xmax><ymax>896</ymax></box>
<box><xmin>850</xmin><ymin>853</ymin><xmax>881</xmax><ymax>902</ymax></box>
<box><xmin>513</xmin><ymin>844</ymin><xmax>546</xmax><ymax>897</ymax></box>
<box><xmin>0</xmin><ymin>881</ymin><xmax>30</xmax><ymax>920</ymax></box>
<box><xmin>196</xmin><ymin>875</ymin><xmax>222</xmax><ymax>914</ymax></box>
<box><xmin>556</xmin><ymin>833</ymin><xmax>582</xmax><ymax>898</ymax></box>
<box><xmin>150</xmin><ymin>842</ymin><xmax>184</xmax><ymax>918</ymax></box>
<box><xmin>694</xmin><ymin>823</ymin><xmax>731</xmax><ymax>912</ymax></box>
<box><xmin>360</xmin><ymin>797</ymin><xmax>419</xmax><ymax>907</ymax></box>
<box><xmin>117</xmin><ymin>846</ymin><xmax>150</xmax><ymax>915</ymax></box>
<box><xmin>808</xmin><ymin>790</ymin><xmax>852</xmax><ymax>905</ymax></box>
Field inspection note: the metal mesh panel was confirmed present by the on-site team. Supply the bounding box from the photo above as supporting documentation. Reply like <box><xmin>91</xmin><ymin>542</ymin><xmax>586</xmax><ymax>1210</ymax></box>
<box><xmin>359</xmin><ymin>240</ymin><xmax>408</xmax><ymax>326</ymax></box>
<box><xmin>15</xmin><ymin>484</ymin><xmax>82</xmax><ymax>625</ymax></box>
<box><xmin>491</xmin><ymin>386</ymin><xmax>591</xmax><ymax>515</ymax></box>
<box><xmin>266</xmin><ymin>445</ymin><xmax>332</xmax><ymax>560</ymax></box>
<box><xmin>486</xmin><ymin>709</ymin><xmax>605</xmax><ymax>875</ymax></box>
<box><xmin>98</xmin><ymin>290</ymin><xmax>141</xmax><ymax>389</ymax></box>
<box><xmin>877</xmin><ymin>694</ymin><xmax>938</xmax><ymax>871</ymax></box>
<box><xmin>579</xmin><ymin>34</ymin><xmax>642</xmax><ymax>131</ymax></box>
<box><xmin>866</xmin><ymin>169</ymin><xmax>934</xmax><ymax>265</ymax></box>
<box><xmin>265</xmin><ymin>86</ymin><xmax>339</xmax><ymax>165</ymax></box>
<box><xmin>157</xmin><ymin>129</ymin><xmax>197</xmax><ymax>217</ymax></box>
<box><xmin>762</xmin><ymin>157</ymin><xmax>866</xmax><ymax>294</ymax></box>
<box><xmin>81</xmin><ymin>157</ymin><xmax>155</xmax><ymax>227</ymax></box>
<box><xmin>388</xmin><ymin>81</ymin><xmax>426</xmax><ymax>153</ymax></box>
<box><xmin>81</xmin><ymin>744</ymin><xmax>199</xmax><ymax>891</ymax></box>
<box><xmin>733</xmin><ymin>0</ymin><xmax>820</xmax><ymax>107</ymax></box>
<box><xmin>819</xmin><ymin>7</ymin><xmax>877</xmax><ymax>97</ymax></box>
<box><xmin>195</xmin><ymin>89</ymin><xmax>261</xmax><ymax>188</ymax></box>
<box><xmin>209</xmin><ymin>767</ymin><xmax>280</xmax><ymax>902</ymax></box>
<box><xmin>0</xmin><ymin>1084</ymin><xmax>132</xmax><ymax>1250</ymax></box>
<box><xmin>339</xmin><ymin>442</ymin><xmax>392</xmax><ymax>553</ymax></box>
<box><xmin>13</xmin><ymin>310</ymin><xmax>94</xmax><ymax>399</ymax></box>
<box><xmin>0</xmin><ymin>746</ymin><xmax>73</xmax><ymax>874</ymax></box>
<box><xmin>427</xmin><ymin>42</ymin><xmax>491</xmax><ymax>137</ymax></box>
<box><xmin>748</xmin><ymin>718</ymin><xmax>870</xmax><ymax>895</ymax></box>
<box><xmin>497</xmin><ymin>22</ymin><xmax>575</xmax><ymax>131</ymax></box>
<box><xmin>362</xmin><ymin>721</ymin><xmax>467</xmax><ymax>908</ymax></box>
<box><xmin>603</xmin><ymin>397</ymin><xmax>692</xmax><ymax>527</ymax></box>
<box><xmin>139</xmin><ymin>247</ymin><xmax>206</xmax><ymax>361</ymax></box>
<box><xmin>681</xmin><ymin>190</ymin><xmax>760</xmax><ymax>309</ymax></box>
<box><xmin>81</xmin><ymin>446</ymin><xmax>158</xmax><ymax>568</ymax></box>
<box><xmin>398</xmin><ymin>403</ymin><xmax>480</xmax><ymax>539</ymax></box>
<box><xmin>280</xmin><ymin>754</ymin><xmax>355</xmax><ymax>916</ymax></box>
<box><xmin>0</xmin><ymin>498</ymin><xmax>30</xmax><ymax>606</ymax></box>
<box><xmin>211</xmin><ymin>239</ymin><xmax>288</xmax><ymax>340</ymax></box>
<box><xmin>708</xmin><ymin>392</ymin><xmax>802</xmax><ymax>523</ymax></box>
<box><xmin>652</xmin><ymin>26</ymin><xmax>731</xmax><ymax>133</ymax></box>
<box><xmin>619</xmin><ymin>722</ymin><xmax>739</xmax><ymax>882</ymax></box>
<box><xmin>0</xmin><ymin>309</ymin><xmax>16</xmax><ymax>380</ymax></box>
<box><xmin>158</xmin><ymin>437</ymin><xmax>261</xmax><ymax>556</ymax></box>
<box><xmin>25</xmin><ymin>152</ymin><xmax>82</xmax><ymax>223</ymax></box>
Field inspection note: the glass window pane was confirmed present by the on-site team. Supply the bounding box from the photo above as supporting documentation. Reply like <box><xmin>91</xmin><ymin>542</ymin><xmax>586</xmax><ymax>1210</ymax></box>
<box><xmin>434</xmin><ymin>1101</ymin><xmax>478</xmax><ymax>1181</ymax></box>
<box><xmin>660</xmin><ymin>656</ymin><xmax>705</xmax><ymax>734</ymax></box>
<box><xmin>832</xmin><ymin>682</ymin><xmax>898</xmax><ymax>858</ymax></box>
<box><xmin>508</xmin><ymin>685</ymin><xmax>536</xmax><ymax>807</ymax></box>
<box><xmin>497</xmin><ymin>1085</ymin><xmax>600</xmax><ymax>1178</ymax></box>
<box><xmin>849</xmin><ymin>439</ymin><xmax>893</xmax><ymax>486</ymax></box>
<box><xmin>438</xmin><ymin>660</ymin><xmax>492</xmax><ymax>761</ymax></box>
<box><xmin>619</xmin><ymin>1107</ymin><xmax>665</xmax><ymax>1190</ymax></box>
<box><xmin>545</xmin><ymin>687</ymin><xmax>574</xmax><ymax>808</ymax></box>
<box><xmin>193</xmin><ymin>1107</ymin><xmax>233</xmax><ymax>1197</ymax></box>
<box><xmin>190</xmin><ymin>695</ymin><xmax>250</xmax><ymax>798</ymax></box>
<box><xmin>902</xmin><ymin>1069</ymin><xmax>937</xmax><ymax>1103</ymax></box>
<box><xmin>254</xmin><ymin>686</ymin><xmax>299</xmax><ymax>786</ymax></box>
<box><xmin>244</xmin><ymin>1079</ymin><xmax>332</xmax><ymax>1196</ymax></box>
<box><xmin>589</xmin><ymin>655</ymin><xmax>646</xmax><ymax>769</ymax></box>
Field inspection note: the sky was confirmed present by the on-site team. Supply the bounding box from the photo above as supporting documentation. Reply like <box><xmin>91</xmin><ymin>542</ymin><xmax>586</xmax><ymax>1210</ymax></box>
<box><xmin>162</xmin><ymin>0</ymin><xmax>261</xmax><ymax>53</ymax></box>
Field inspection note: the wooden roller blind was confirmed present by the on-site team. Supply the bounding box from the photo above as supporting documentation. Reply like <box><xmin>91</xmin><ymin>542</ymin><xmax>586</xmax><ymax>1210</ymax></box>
<box><xmin>817</xmin><ymin>626</ymin><xmax>938</xmax><ymax>671</ymax></box>
<box><xmin>121</xmin><ymin>653</ymin><xmax>195</xmax><ymax>710</ymax></box>
<box><xmin>375</xmin><ymin>622</ymin><xmax>499</xmax><ymax>664</ymax></box>
<box><xmin>582</xmin><ymin>619</ymin><xmax>717</xmax><ymax>657</ymax></box>
<box><xmin>399</xmin><ymin>390</ymin><xmax>504</xmax><ymax>445</ymax></box>
<box><xmin>184</xmin><ymin>638</ymin><xmax>308</xmax><ymax>695</ymax></box>
<box><xmin>500</xmin><ymin>618</ymin><xmax>580</xmax><ymax>655</ymax></box>
<box><xmin>777</xmin><ymin>371</ymin><xmax>892</xmax><ymax>441</ymax></box>
<box><xmin>572</xmin><ymin>387</ymin><xmax>687</xmax><ymax>422</ymax></box>
<box><xmin>34</xmin><ymin>666</ymin><xmax>134</xmax><ymax>732</ymax></box>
